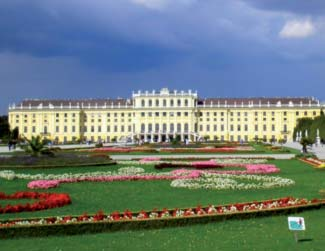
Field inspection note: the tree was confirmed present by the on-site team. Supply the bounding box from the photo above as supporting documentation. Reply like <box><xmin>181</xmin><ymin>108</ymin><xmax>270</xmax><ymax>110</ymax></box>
<box><xmin>0</xmin><ymin>116</ymin><xmax>10</xmax><ymax>141</ymax></box>
<box><xmin>293</xmin><ymin>112</ymin><xmax>325</xmax><ymax>142</ymax></box>
<box><xmin>22</xmin><ymin>136</ymin><xmax>54</xmax><ymax>157</ymax></box>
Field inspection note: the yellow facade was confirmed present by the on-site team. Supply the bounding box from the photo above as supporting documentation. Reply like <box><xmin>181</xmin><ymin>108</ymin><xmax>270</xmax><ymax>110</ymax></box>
<box><xmin>8</xmin><ymin>88</ymin><xmax>323</xmax><ymax>143</ymax></box>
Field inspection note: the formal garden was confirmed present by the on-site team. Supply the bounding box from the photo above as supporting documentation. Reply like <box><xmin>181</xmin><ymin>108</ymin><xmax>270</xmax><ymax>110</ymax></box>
<box><xmin>0</xmin><ymin>140</ymin><xmax>324</xmax><ymax>250</ymax></box>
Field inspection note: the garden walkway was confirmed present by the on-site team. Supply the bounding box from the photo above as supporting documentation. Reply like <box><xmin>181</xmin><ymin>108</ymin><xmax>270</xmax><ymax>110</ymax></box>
<box><xmin>110</xmin><ymin>154</ymin><xmax>295</xmax><ymax>160</ymax></box>
<box><xmin>282</xmin><ymin>142</ymin><xmax>325</xmax><ymax>160</ymax></box>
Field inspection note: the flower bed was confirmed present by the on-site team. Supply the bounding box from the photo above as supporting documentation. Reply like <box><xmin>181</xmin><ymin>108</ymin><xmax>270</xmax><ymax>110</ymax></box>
<box><xmin>159</xmin><ymin>146</ymin><xmax>254</xmax><ymax>153</ymax></box>
<box><xmin>154</xmin><ymin>161</ymin><xmax>280</xmax><ymax>174</ymax></box>
<box><xmin>26</xmin><ymin>169</ymin><xmax>202</xmax><ymax>189</ymax></box>
<box><xmin>0</xmin><ymin>191</ymin><xmax>71</xmax><ymax>214</ymax></box>
<box><xmin>300</xmin><ymin>158</ymin><xmax>325</xmax><ymax>168</ymax></box>
<box><xmin>88</xmin><ymin>147</ymin><xmax>158</xmax><ymax>153</ymax></box>
<box><xmin>170</xmin><ymin>172</ymin><xmax>294</xmax><ymax>190</ymax></box>
<box><xmin>0</xmin><ymin>197</ymin><xmax>323</xmax><ymax>238</ymax></box>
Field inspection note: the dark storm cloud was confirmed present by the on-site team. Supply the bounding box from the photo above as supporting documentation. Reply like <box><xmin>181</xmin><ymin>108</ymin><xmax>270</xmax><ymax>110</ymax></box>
<box><xmin>0</xmin><ymin>0</ymin><xmax>325</xmax><ymax>114</ymax></box>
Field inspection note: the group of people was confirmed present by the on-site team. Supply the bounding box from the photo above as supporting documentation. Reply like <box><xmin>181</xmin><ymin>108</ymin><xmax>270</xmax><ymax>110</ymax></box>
<box><xmin>8</xmin><ymin>140</ymin><xmax>17</xmax><ymax>151</ymax></box>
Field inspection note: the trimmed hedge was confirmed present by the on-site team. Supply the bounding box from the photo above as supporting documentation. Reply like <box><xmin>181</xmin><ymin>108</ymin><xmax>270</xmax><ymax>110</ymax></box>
<box><xmin>1</xmin><ymin>201</ymin><xmax>324</xmax><ymax>239</ymax></box>
<box><xmin>0</xmin><ymin>161</ymin><xmax>117</xmax><ymax>170</ymax></box>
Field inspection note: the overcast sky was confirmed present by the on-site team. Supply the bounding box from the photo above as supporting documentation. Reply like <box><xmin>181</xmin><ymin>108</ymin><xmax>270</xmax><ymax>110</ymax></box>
<box><xmin>1</xmin><ymin>0</ymin><xmax>325</xmax><ymax>114</ymax></box>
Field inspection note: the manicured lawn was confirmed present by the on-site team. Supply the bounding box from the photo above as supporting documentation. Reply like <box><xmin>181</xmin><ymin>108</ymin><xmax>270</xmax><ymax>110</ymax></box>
<box><xmin>0</xmin><ymin>158</ymin><xmax>324</xmax><ymax>250</ymax></box>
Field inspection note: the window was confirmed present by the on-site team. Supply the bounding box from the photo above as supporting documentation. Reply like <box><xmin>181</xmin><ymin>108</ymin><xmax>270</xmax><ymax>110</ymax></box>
<box><xmin>56</xmin><ymin>113</ymin><xmax>59</xmax><ymax>118</ymax></box>
<box><xmin>163</xmin><ymin>99</ymin><xmax>167</xmax><ymax>107</ymax></box>
<box><xmin>237</xmin><ymin>125</ymin><xmax>241</xmax><ymax>131</ymax></box>
<box><xmin>255</xmin><ymin>112</ymin><xmax>258</xmax><ymax>116</ymax></box>
<box><xmin>184</xmin><ymin>112</ymin><xmax>188</xmax><ymax>116</ymax></box>
<box><xmin>148</xmin><ymin>100</ymin><xmax>152</xmax><ymax>107</ymax></box>
<box><xmin>170</xmin><ymin>123</ymin><xmax>174</xmax><ymax>132</ymax></box>
<box><xmin>44</xmin><ymin>126</ymin><xmax>48</xmax><ymax>134</ymax></box>
<box><xmin>199</xmin><ymin>125</ymin><xmax>203</xmax><ymax>131</ymax></box>
<box><xmin>304</xmin><ymin>111</ymin><xmax>308</xmax><ymax>116</ymax></box>
<box><xmin>214</xmin><ymin>125</ymin><xmax>217</xmax><ymax>131</ymax></box>
<box><xmin>128</xmin><ymin>125</ymin><xmax>132</xmax><ymax>132</ymax></box>
<box><xmin>177</xmin><ymin>123</ymin><xmax>182</xmax><ymax>132</ymax></box>
<box><xmin>237</xmin><ymin>112</ymin><xmax>240</xmax><ymax>116</ymax></box>
<box><xmin>244</xmin><ymin>112</ymin><xmax>248</xmax><ymax>116</ymax></box>
<box><xmin>163</xmin><ymin>123</ymin><xmax>167</xmax><ymax>132</ymax></box>
<box><xmin>263</xmin><ymin>112</ymin><xmax>266</xmax><ymax>116</ymax></box>
<box><xmin>206</xmin><ymin>125</ymin><xmax>210</xmax><ymax>132</ymax></box>
<box><xmin>91</xmin><ymin>126</ymin><xmax>94</xmax><ymax>133</ymax></box>
<box><xmin>177</xmin><ymin>112</ymin><xmax>181</xmax><ymax>116</ymax></box>
<box><xmin>155</xmin><ymin>112</ymin><xmax>159</xmax><ymax>117</ymax></box>
<box><xmin>64</xmin><ymin>113</ymin><xmax>67</xmax><ymax>118</ymax></box>
<box><xmin>24</xmin><ymin>126</ymin><xmax>27</xmax><ymax>133</ymax></box>
<box><xmin>170</xmin><ymin>99</ymin><xmax>174</xmax><ymax>107</ymax></box>
<box><xmin>114</xmin><ymin>126</ymin><xmax>118</xmax><ymax>132</ymax></box>
<box><xmin>221</xmin><ymin>125</ymin><xmax>224</xmax><ymax>131</ymax></box>
<box><xmin>155</xmin><ymin>99</ymin><xmax>159</xmax><ymax>106</ymax></box>
<box><xmin>72</xmin><ymin>126</ymin><xmax>76</xmax><ymax>133</ymax></box>
<box><xmin>64</xmin><ymin>126</ymin><xmax>68</xmax><ymax>133</ymax></box>
<box><xmin>56</xmin><ymin>126</ymin><xmax>59</xmax><ymax>133</ymax></box>
<box><xmin>272</xmin><ymin>125</ymin><xmax>275</xmax><ymax>131</ymax></box>
<box><xmin>121</xmin><ymin>126</ymin><xmax>124</xmax><ymax>132</ymax></box>
<box><xmin>107</xmin><ymin>126</ymin><xmax>110</xmax><ymax>132</ymax></box>
<box><xmin>230</xmin><ymin>125</ymin><xmax>234</xmax><ymax>131</ymax></box>
<box><xmin>107</xmin><ymin>113</ymin><xmax>110</xmax><ymax>117</ymax></box>
<box><xmin>141</xmin><ymin>112</ymin><xmax>145</xmax><ymax>117</ymax></box>
<box><xmin>284</xmin><ymin>112</ymin><xmax>287</xmax><ymax>116</ymax></box>
<box><xmin>141</xmin><ymin>124</ymin><xmax>145</xmax><ymax>133</ymax></box>
<box><xmin>98</xmin><ymin>126</ymin><xmax>101</xmax><ymax>132</ymax></box>
<box><xmin>221</xmin><ymin>112</ymin><xmax>224</xmax><ymax>116</ymax></box>
<box><xmin>155</xmin><ymin>123</ymin><xmax>159</xmax><ymax>132</ymax></box>
<box><xmin>177</xmin><ymin>99</ymin><xmax>181</xmax><ymax>107</ymax></box>
<box><xmin>255</xmin><ymin>125</ymin><xmax>258</xmax><ymax>131</ymax></box>
<box><xmin>32</xmin><ymin>126</ymin><xmax>36</xmax><ymax>133</ymax></box>
<box><xmin>244</xmin><ymin>124</ymin><xmax>248</xmax><ymax>131</ymax></box>
<box><xmin>283</xmin><ymin>124</ymin><xmax>287</xmax><ymax>132</ymax></box>
<box><xmin>214</xmin><ymin>112</ymin><xmax>217</xmax><ymax>116</ymax></box>
<box><xmin>148</xmin><ymin>112</ymin><xmax>152</xmax><ymax>117</ymax></box>
<box><xmin>184</xmin><ymin>123</ymin><xmax>189</xmax><ymax>132</ymax></box>
<box><xmin>185</xmin><ymin>99</ymin><xmax>188</xmax><ymax>107</ymax></box>
<box><xmin>170</xmin><ymin>112</ymin><xmax>174</xmax><ymax>117</ymax></box>
<box><xmin>163</xmin><ymin>112</ymin><xmax>167</xmax><ymax>117</ymax></box>
<box><xmin>263</xmin><ymin>125</ymin><xmax>267</xmax><ymax>131</ymax></box>
<box><xmin>141</xmin><ymin>99</ymin><xmax>145</xmax><ymax>107</ymax></box>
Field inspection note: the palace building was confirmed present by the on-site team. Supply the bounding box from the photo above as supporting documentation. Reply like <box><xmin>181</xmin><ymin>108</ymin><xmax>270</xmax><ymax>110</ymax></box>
<box><xmin>8</xmin><ymin>88</ymin><xmax>324</xmax><ymax>143</ymax></box>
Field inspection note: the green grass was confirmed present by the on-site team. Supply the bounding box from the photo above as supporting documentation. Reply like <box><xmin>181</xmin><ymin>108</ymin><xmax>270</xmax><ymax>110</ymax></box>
<box><xmin>0</xmin><ymin>158</ymin><xmax>324</xmax><ymax>250</ymax></box>
<box><xmin>1</xmin><ymin>209</ymin><xmax>324</xmax><ymax>251</ymax></box>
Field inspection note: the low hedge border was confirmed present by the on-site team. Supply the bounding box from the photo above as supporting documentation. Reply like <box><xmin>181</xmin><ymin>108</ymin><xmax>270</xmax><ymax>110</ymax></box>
<box><xmin>0</xmin><ymin>161</ymin><xmax>117</xmax><ymax>170</ymax></box>
<box><xmin>1</xmin><ymin>199</ymin><xmax>324</xmax><ymax>239</ymax></box>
